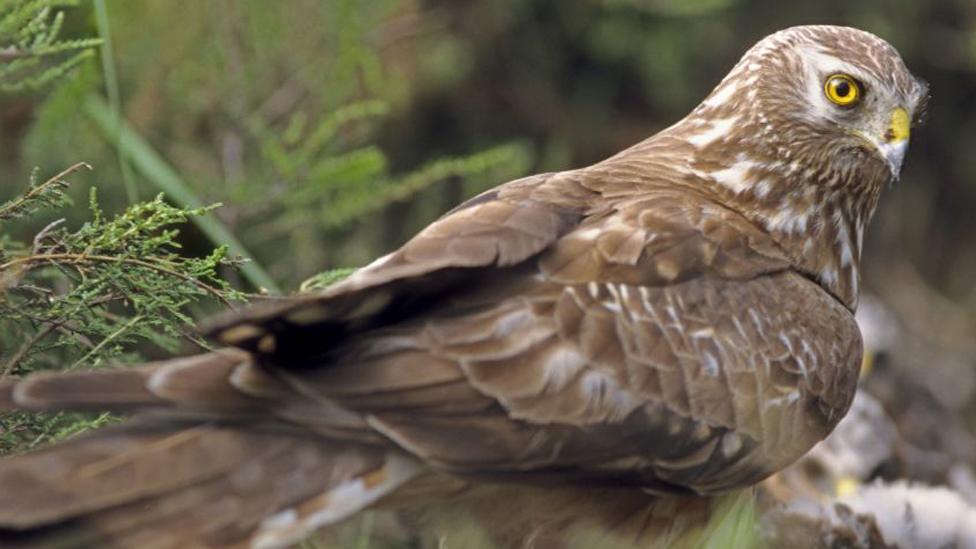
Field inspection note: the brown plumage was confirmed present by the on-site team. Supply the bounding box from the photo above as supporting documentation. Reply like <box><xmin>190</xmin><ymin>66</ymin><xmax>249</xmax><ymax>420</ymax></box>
<box><xmin>0</xmin><ymin>25</ymin><xmax>928</xmax><ymax>548</ymax></box>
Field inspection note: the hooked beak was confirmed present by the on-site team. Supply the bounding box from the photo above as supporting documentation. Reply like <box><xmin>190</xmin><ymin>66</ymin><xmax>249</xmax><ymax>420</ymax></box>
<box><xmin>875</xmin><ymin>107</ymin><xmax>911</xmax><ymax>178</ymax></box>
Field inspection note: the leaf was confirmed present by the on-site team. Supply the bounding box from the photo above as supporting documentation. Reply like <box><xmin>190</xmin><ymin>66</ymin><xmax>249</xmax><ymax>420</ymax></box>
<box><xmin>299</xmin><ymin>267</ymin><xmax>357</xmax><ymax>292</ymax></box>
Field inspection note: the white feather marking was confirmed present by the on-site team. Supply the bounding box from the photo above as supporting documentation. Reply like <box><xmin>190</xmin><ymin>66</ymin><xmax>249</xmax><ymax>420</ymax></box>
<box><xmin>709</xmin><ymin>159</ymin><xmax>759</xmax><ymax>194</ymax></box>
<box><xmin>574</xmin><ymin>227</ymin><xmax>602</xmax><ymax>241</ymax></box>
<box><xmin>359</xmin><ymin>335</ymin><xmax>421</xmax><ymax>358</ymax></box>
<box><xmin>765</xmin><ymin>206</ymin><xmax>810</xmax><ymax>235</ymax></box>
<box><xmin>579</xmin><ymin>370</ymin><xmax>639</xmax><ymax>420</ymax></box>
<box><xmin>618</xmin><ymin>284</ymin><xmax>632</xmax><ymax>305</ymax></box>
<box><xmin>721</xmin><ymin>433</ymin><xmax>744</xmax><ymax>457</ymax></box>
<box><xmin>638</xmin><ymin>286</ymin><xmax>657</xmax><ymax>317</ymax></box>
<box><xmin>731</xmin><ymin>316</ymin><xmax>748</xmax><ymax>339</ymax></box>
<box><xmin>665</xmin><ymin>305</ymin><xmax>682</xmax><ymax>329</ymax></box>
<box><xmin>689</xmin><ymin>327</ymin><xmax>716</xmax><ymax>339</ymax></box>
<box><xmin>587</xmin><ymin>281</ymin><xmax>601</xmax><ymax>299</ymax></box>
<box><xmin>779</xmin><ymin>334</ymin><xmax>795</xmax><ymax>354</ymax></box>
<box><xmin>819</xmin><ymin>266</ymin><xmax>839</xmax><ymax>286</ymax></box>
<box><xmin>702</xmin><ymin>82</ymin><xmax>740</xmax><ymax>109</ymax></box>
<box><xmin>755</xmin><ymin>179</ymin><xmax>772</xmax><ymax>198</ymax></box>
<box><xmin>794</xmin><ymin>354</ymin><xmax>807</xmax><ymax>376</ymax></box>
<box><xmin>702</xmin><ymin>351</ymin><xmax>720</xmax><ymax>377</ymax></box>
<box><xmin>252</xmin><ymin>454</ymin><xmax>423</xmax><ymax>549</ymax></box>
<box><xmin>764</xmin><ymin>390</ymin><xmax>802</xmax><ymax>410</ymax></box>
<box><xmin>685</xmin><ymin>117</ymin><xmax>738</xmax><ymax>148</ymax></box>
<box><xmin>259</xmin><ymin>509</ymin><xmax>298</xmax><ymax>531</ymax></box>
<box><xmin>495</xmin><ymin>309</ymin><xmax>535</xmax><ymax>337</ymax></box>
<box><xmin>542</xmin><ymin>346</ymin><xmax>587</xmax><ymax>392</ymax></box>
<box><xmin>603</xmin><ymin>283</ymin><xmax>623</xmax><ymax>313</ymax></box>
<box><xmin>747</xmin><ymin>308</ymin><xmax>764</xmax><ymax>331</ymax></box>
<box><xmin>837</xmin><ymin>222</ymin><xmax>854</xmax><ymax>268</ymax></box>
<box><xmin>800</xmin><ymin>339</ymin><xmax>814</xmax><ymax>357</ymax></box>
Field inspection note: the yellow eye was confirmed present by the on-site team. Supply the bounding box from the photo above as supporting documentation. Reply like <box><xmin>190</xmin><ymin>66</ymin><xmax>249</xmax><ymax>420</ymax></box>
<box><xmin>824</xmin><ymin>74</ymin><xmax>861</xmax><ymax>107</ymax></box>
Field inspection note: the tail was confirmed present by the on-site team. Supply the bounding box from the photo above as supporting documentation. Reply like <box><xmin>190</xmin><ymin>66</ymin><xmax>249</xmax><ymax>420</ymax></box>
<box><xmin>0</xmin><ymin>352</ymin><xmax>422</xmax><ymax>548</ymax></box>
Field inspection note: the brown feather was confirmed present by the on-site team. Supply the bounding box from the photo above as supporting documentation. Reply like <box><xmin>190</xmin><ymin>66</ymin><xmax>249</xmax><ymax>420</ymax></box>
<box><xmin>8</xmin><ymin>366</ymin><xmax>163</xmax><ymax>412</ymax></box>
<box><xmin>145</xmin><ymin>350</ymin><xmax>259</xmax><ymax>410</ymax></box>
<box><xmin>0</xmin><ymin>424</ymin><xmax>389</xmax><ymax>548</ymax></box>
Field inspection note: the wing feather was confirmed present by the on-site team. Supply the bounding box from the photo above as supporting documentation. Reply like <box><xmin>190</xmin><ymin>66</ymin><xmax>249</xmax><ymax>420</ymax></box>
<box><xmin>203</xmin><ymin>172</ymin><xmax>591</xmax><ymax>355</ymax></box>
<box><xmin>245</xmin><ymin>190</ymin><xmax>860</xmax><ymax>495</ymax></box>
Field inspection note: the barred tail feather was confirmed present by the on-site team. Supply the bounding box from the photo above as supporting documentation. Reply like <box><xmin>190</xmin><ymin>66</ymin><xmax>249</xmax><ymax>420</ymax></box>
<box><xmin>0</xmin><ymin>420</ymin><xmax>419</xmax><ymax>548</ymax></box>
<box><xmin>0</xmin><ymin>351</ymin><xmax>424</xmax><ymax>548</ymax></box>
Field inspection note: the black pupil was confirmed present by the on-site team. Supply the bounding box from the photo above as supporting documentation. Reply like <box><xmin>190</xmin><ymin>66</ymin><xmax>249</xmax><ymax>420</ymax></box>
<box><xmin>834</xmin><ymin>80</ymin><xmax>851</xmax><ymax>97</ymax></box>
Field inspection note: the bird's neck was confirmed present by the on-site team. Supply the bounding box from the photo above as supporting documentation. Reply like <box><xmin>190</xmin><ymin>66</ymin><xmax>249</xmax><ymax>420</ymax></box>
<box><xmin>609</xmin><ymin>120</ymin><xmax>887</xmax><ymax>311</ymax></box>
<box><xmin>741</xmin><ymin>181</ymin><xmax>873</xmax><ymax>311</ymax></box>
<box><xmin>677</xmin><ymin>130</ymin><xmax>886</xmax><ymax>311</ymax></box>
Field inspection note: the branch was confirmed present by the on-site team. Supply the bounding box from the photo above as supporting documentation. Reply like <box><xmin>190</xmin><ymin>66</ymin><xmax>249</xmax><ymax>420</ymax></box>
<box><xmin>0</xmin><ymin>252</ymin><xmax>236</xmax><ymax>308</ymax></box>
<box><xmin>0</xmin><ymin>162</ymin><xmax>90</xmax><ymax>221</ymax></box>
<box><xmin>0</xmin><ymin>322</ymin><xmax>58</xmax><ymax>378</ymax></box>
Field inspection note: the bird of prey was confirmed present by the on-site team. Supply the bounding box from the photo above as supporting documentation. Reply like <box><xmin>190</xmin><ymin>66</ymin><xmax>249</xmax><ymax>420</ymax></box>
<box><xmin>0</xmin><ymin>25</ymin><xmax>928</xmax><ymax>549</ymax></box>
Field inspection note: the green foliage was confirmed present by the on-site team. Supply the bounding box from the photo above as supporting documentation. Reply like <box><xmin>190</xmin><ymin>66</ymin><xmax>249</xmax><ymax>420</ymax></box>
<box><xmin>0</xmin><ymin>2</ymin><xmax>534</xmax><ymax>460</ymax></box>
<box><xmin>0</xmin><ymin>164</ymin><xmax>245</xmax><ymax>377</ymax></box>
<box><xmin>8</xmin><ymin>1</ymin><xmax>534</xmax><ymax>289</ymax></box>
<box><xmin>692</xmin><ymin>490</ymin><xmax>761</xmax><ymax>549</ymax></box>
<box><xmin>300</xmin><ymin>267</ymin><xmax>357</xmax><ymax>292</ymax></box>
<box><xmin>0</xmin><ymin>164</ymin><xmax>245</xmax><ymax>454</ymax></box>
<box><xmin>218</xmin><ymin>1</ymin><xmax>534</xmax><ymax>282</ymax></box>
<box><xmin>274</xmin><ymin>136</ymin><xmax>530</xmax><ymax>230</ymax></box>
<box><xmin>84</xmin><ymin>95</ymin><xmax>282</xmax><ymax>294</ymax></box>
<box><xmin>0</xmin><ymin>163</ymin><xmax>74</xmax><ymax>222</ymax></box>
<box><xmin>202</xmin><ymin>8</ymin><xmax>531</xmax><ymax>280</ymax></box>
<box><xmin>0</xmin><ymin>410</ymin><xmax>114</xmax><ymax>456</ymax></box>
<box><xmin>0</xmin><ymin>0</ymin><xmax>100</xmax><ymax>92</ymax></box>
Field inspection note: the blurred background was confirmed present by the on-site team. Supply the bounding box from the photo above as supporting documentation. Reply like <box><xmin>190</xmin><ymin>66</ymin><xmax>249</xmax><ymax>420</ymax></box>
<box><xmin>2</xmin><ymin>0</ymin><xmax>976</xmax><ymax>545</ymax></box>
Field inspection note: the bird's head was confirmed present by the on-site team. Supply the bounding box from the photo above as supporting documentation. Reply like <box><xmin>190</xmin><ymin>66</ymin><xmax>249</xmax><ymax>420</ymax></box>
<box><xmin>670</xmin><ymin>26</ymin><xmax>929</xmax><ymax>309</ymax></box>
<box><xmin>752</xmin><ymin>26</ymin><xmax>927</xmax><ymax>179</ymax></box>
<box><xmin>688</xmin><ymin>25</ymin><xmax>929</xmax><ymax>186</ymax></box>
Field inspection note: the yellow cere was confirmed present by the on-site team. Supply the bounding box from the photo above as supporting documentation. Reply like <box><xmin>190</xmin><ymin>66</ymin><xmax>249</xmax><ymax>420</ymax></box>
<box><xmin>889</xmin><ymin>107</ymin><xmax>911</xmax><ymax>142</ymax></box>
<box><xmin>824</xmin><ymin>74</ymin><xmax>860</xmax><ymax>107</ymax></box>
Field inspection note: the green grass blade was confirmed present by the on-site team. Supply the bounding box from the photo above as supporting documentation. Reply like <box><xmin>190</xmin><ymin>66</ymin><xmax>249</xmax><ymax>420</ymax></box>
<box><xmin>93</xmin><ymin>0</ymin><xmax>138</xmax><ymax>204</ymax></box>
